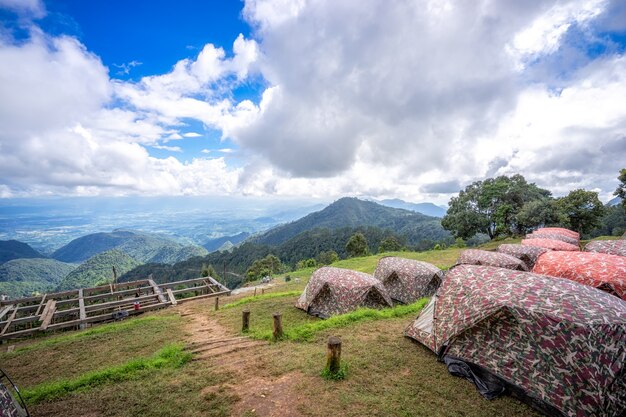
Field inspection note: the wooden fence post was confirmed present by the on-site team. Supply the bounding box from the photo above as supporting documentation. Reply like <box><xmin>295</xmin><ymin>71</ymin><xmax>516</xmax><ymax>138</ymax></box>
<box><xmin>273</xmin><ymin>312</ymin><xmax>283</xmax><ymax>341</ymax></box>
<box><xmin>242</xmin><ymin>310</ymin><xmax>250</xmax><ymax>332</ymax></box>
<box><xmin>262</xmin><ymin>288</ymin><xmax>265</xmax><ymax>295</ymax></box>
<box><xmin>214</xmin><ymin>297</ymin><xmax>219</xmax><ymax>311</ymax></box>
<box><xmin>254</xmin><ymin>288</ymin><xmax>257</xmax><ymax>297</ymax></box>
<box><xmin>327</xmin><ymin>337</ymin><xmax>342</xmax><ymax>374</ymax></box>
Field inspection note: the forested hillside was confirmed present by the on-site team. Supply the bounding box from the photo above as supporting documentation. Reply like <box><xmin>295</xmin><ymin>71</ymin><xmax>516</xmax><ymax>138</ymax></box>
<box><xmin>253</xmin><ymin>197</ymin><xmax>450</xmax><ymax>246</ymax></box>
<box><xmin>56</xmin><ymin>249</ymin><xmax>141</xmax><ymax>290</ymax></box>
<box><xmin>0</xmin><ymin>240</ymin><xmax>45</xmax><ymax>264</ymax></box>
<box><xmin>52</xmin><ymin>230</ymin><xmax>207</xmax><ymax>264</ymax></box>
<box><xmin>0</xmin><ymin>258</ymin><xmax>76</xmax><ymax>297</ymax></box>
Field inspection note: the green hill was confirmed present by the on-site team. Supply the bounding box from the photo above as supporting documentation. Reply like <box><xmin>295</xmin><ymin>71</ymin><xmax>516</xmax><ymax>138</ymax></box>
<box><xmin>0</xmin><ymin>239</ymin><xmax>45</xmax><ymax>265</ymax></box>
<box><xmin>0</xmin><ymin>258</ymin><xmax>76</xmax><ymax>298</ymax></box>
<box><xmin>253</xmin><ymin>197</ymin><xmax>450</xmax><ymax>246</ymax></box>
<box><xmin>56</xmin><ymin>249</ymin><xmax>141</xmax><ymax>290</ymax></box>
<box><xmin>51</xmin><ymin>230</ymin><xmax>208</xmax><ymax>264</ymax></box>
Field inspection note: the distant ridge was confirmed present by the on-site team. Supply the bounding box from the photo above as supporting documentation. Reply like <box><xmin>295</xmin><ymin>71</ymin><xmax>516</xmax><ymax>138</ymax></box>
<box><xmin>377</xmin><ymin>199</ymin><xmax>447</xmax><ymax>218</ymax></box>
<box><xmin>252</xmin><ymin>197</ymin><xmax>450</xmax><ymax>246</ymax></box>
<box><xmin>203</xmin><ymin>232</ymin><xmax>250</xmax><ymax>252</ymax></box>
<box><xmin>0</xmin><ymin>239</ymin><xmax>45</xmax><ymax>264</ymax></box>
<box><xmin>56</xmin><ymin>249</ymin><xmax>141</xmax><ymax>290</ymax></box>
<box><xmin>0</xmin><ymin>258</ymin><xmax>76</xmax><ymax>298</ymax></box>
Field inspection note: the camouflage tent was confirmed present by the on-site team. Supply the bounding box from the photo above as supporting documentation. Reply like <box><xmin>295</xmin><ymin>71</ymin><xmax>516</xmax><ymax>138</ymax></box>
<box><xmin>455</xmin><ymin>249</ymin><xmax>528</xmax><ymax>271</ymax></box>
<box><xmin>525</xmin><ymin>232</ymin><xmax>578</xmax><ymax>246</ymax></box>
<box><xmin>295</xmin><ymin>267</ymin><xmax>393</xmax><ymax>318</ymax></box>
<box><xmin>405</xmin><ymin>265</ymin><xmax>626</xmax><ymax>417</ymax></box>
<box><xmin>584</xmin><ymin>239</ymin><xmax>626</xmax><ymax>257</ymax></box>
<box><xmin>535</xmin><ymin>227</ymin><xmax>580</xmax><ymax>240</ymax></box>
<box><xmin>532</xmin><ymin>251</ymin><xmax>626</xmax><ymax>300</ymax></box>
<box><xmin>373</xmin><ymin>257</ymin><xmax>442</xmax><ymax>304</ymax></box>
<box><xmin>496</xmin><ymin>244</ymin><xmax>548</xmax><ymax>270</ymax></box>
<box><xmin>522</xmin><ymin>238</ymin><xmax>579</xmax><ymax>252</ymax></box>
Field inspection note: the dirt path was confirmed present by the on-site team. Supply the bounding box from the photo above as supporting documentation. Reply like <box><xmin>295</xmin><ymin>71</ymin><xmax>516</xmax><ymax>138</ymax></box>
<box><xmin>178</xmin><ymin>300</ymin><xmax>306</xmax><ymax>417</ymax></box>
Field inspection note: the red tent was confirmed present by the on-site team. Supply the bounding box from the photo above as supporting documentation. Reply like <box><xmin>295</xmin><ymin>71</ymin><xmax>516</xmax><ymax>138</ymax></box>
<box><xmin>455</xmin><ymin>249</ymin><xmax>528</xmax><ymax>271</ymax></box>
<box><xmin>522</xmin><ymin>238</ymin><xmax>579</xmax><ymax>251</ymax></box>
<box><xmin>533</xmin><ymin>251</ymin><xmax>626</xmax><ymax>300</ymax></box>
<box><xmin>535</xmin><ymin>227</ymin><xmax>579</xmax><ymax>240</ymax></box>
<box><xmin>584</xmin><ymin>239</ymin><xmax>626</xmax><ymax>257</ymax></box>
<box><xmin>526</xmin><ymin>232</ymin><xmax>578</xmax><ymax>246</ymax></box>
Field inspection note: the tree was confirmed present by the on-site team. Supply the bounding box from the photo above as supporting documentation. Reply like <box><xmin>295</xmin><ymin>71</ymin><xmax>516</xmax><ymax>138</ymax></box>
<box><xmin>346</xmin><ymin>232</ymin><xmax>369</xmax><ymax>257</ymax></box>
<box><xmin>245</xmin><ymin>254</ymin><xmax>284</xmax><ymax>281</ymax></box>
<box><xmin>442</xmin><ymin>175</ymin><xmax>551</xmax><ymax>239</ymax></box>
<box><xmin>316</xmin><ymin>250</ymin><xmax>339</xmax><ymax>265</ymax></box>
<box><xmin>515</xmin><ymin>199</ymin><xmax>563</xmax><ymax>233</ymax></box>
<box><xmin>201</xmin><ymin>263</ymin><xmax>221</xmax><ymax>281</ymax></box>
<box><xmin>556</xmin><ymin>189</ymin><xmax>605</xmax><ymax>236</ymax></box>
<box><xmin>296</xmin><ymin>258</ymin><xmax>317</xmax><ymax>270</ymax></box>
<box><xmin>614</xmin><ymin>168</ymin><xmax>626</xmax><ymax>209</ymax></box>
<box><xmin>378</xmin><ymin>235</ymin><xmax>402</xmax><ymax>253</ymax></box>
<box><xmin>590</xmin><ymin>204</ymin><xmax>626</xmax><ymax>237</ymax></box>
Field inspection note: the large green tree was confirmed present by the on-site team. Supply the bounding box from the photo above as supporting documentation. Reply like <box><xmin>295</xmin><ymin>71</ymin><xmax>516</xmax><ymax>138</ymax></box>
<box><xmin>441</xmin><ymin>175</ymin><xmax>551</xmax><ymax>239</ymax></box>
<box><xmin>515</xmin><ymin>198</ymin><xmax>563</xmax><ymax>233</ymax></box>
<box><xmin>614</xmin><ymin>168</ymin><xmax>626</xmax><ymax>209</ymax></box>
<box><xmin>245</xmin><ymin>254</ymin><xmax>284</xmax><ymax>281</ymax></box>
<box><xmin>556</xmin><ymin>189</ymin><xmax>605</xmax><ymax>236</ymax></box>
<box><xmin>346</xmin><ymin>232</ymin><xmax>369</xmax><ymax>257</ymax></box>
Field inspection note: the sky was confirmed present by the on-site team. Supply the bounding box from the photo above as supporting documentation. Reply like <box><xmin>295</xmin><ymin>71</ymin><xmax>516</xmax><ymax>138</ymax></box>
<box><xmin>0</xmin><ymin>0</ymin><xmax>625</xmax><ymax>205</ymax></box>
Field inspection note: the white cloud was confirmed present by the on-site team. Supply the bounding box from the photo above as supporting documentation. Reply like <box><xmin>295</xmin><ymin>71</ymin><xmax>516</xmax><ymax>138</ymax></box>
<box><xmin>152</xmin><ymin>144</ymin><xmax>183</xmax><ymax>152</ymax></box>
<box><xmin>0</xmin><ymin>0</ymin><xmax>45</xmax><ymax>17</ymax></box>
<box><xmin>0</xmin><ymin>0</ymin><xmax>624</xmax><ymax>204</ymax></box>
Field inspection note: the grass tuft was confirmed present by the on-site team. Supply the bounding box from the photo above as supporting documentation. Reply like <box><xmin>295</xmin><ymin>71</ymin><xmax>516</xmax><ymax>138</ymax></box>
<box><xmin>250</xmin><ymin>298</ymin><xmax>428</xmax><ymax>342</ymax></box>
<box><xmin>21</xmin><ymin>343</ymin><xmax>191</xmax><ymax>405</ymax></box>
<box><xmin>321</xmin><ymin>363</ymin><xmax>348</xmax><ymax>381</ymax></box>
<box><xmin>223</xmin><ymin>291</ymin><xmax>302</xmax><ymax>309</ymax></box>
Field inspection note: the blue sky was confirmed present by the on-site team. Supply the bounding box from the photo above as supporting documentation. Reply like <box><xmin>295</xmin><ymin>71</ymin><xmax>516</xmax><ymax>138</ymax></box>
<box><xmin>0</xmin><ymin>0</ymin><xmax>625</xmax><ymax>204</ymax></box>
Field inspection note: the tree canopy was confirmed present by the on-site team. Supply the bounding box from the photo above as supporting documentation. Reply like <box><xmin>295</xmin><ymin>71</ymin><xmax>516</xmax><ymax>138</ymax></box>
<box><xmin>556</xmin><ymin>189</ymin><xmax>605</xmax><ymax>235</ymax></box>
<box><xmin>441</xmin><ymin>175</ymin><xmax>551</xmax><ymax>239</ymax></box>
<box><xmin>346</xmin><ymin>232</ymin><xmax>369</xmax><ymax>257</ymax></box>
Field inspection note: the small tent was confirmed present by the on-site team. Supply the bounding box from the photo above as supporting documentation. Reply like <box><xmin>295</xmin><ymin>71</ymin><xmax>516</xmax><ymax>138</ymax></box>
<box><xmin>455</xmin><ymin>249</ymin><xmax>528</xmax><ymax>271</ymax></box>
<box><xmin>532</xmin><ymin>251</ymin><xmax>626</xmax><ymax>300</ymax></box>
<box><xmin>584</xmin><ymin>239</ymin><xmax>626</xmax><ymax>257</ymax></box>
<box><xmin>295</xmin><ymin>267</ymin><xmax>393</xmax><ymax>318</ymax></box>
<box><xmin>535</xmin><ymin>227</ymin><xmax>580</xmax><ymax>240</ymax></box>
<box><xmin>405</xmin><ymin>265</ymin><xmax>626</xmax><ymax>417</ymax></box>
<box><xmin>373</xmin><ymin>257</ymin><xmax>442</xmax><ymax>304</ymax></box>
<box><xmin>525</xmin><ymin>232</ymin><xmax>578</xmax><ymax>246</ymax></box>
<box><xmin>496</xmin><ymin>243</ymin><xmax>548</xmax><ymax>270</ymax></box>
<box><xmin>522</xmin><ymin>238</ymin><xmax>579</xmax><ymax>251</ymax></box>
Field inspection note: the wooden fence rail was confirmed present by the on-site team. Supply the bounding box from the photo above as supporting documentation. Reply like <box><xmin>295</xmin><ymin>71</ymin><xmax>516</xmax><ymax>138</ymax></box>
<box><xmin>0</xmin><ymin>276</ymin><xmax>230</xmax><ymax>341</ymax></box>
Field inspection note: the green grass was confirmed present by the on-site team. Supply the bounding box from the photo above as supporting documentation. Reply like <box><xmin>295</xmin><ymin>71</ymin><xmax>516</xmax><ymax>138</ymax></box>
<box><xmin>223</xmin><ymin>291</ymin><xmax>302</xmax><ymax>308</ymax></box>
<box><xmin>21</xmin><ymin>343</ymin><xmax>192</xmax><ymax>405</ymax></box>
<box><xmin>5</xmin><ymin>315</ymin><xmax>177</xmax><ymax>356</ymax></box>
<box><xmin>249</xmin><ymin>298</ymin><xmax>429</xmax><ymax>342</ymax></box>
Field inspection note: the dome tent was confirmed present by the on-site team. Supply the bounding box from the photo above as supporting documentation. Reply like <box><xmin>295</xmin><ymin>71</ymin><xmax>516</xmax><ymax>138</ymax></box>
<box><xmin>584</xmin><ymin>239</ymin><xmax>626</xmax><ymax>257</ymax></box>
<box><xmin>295</xmin><ymin>267</ymin><xmax>393</xmax><ymax>318</ymax></box>
<box><xmin>405</xmin><ymin>265</ymin><xmax>626</xmax><ymax>417</ymax></box>
<box><xmin>525</xmin><ymin>232</ymin><xmax>578</xmax><ymax>246</ymax></box>
<box><xmin>373</xmin><ymin>257</ymin><xmax>442</xmax><ymax>304</ymax></box>
<box><xmin>496</xmin><ymin>243</ymin><xmax>548</xmax><ymax>270</ymax></box>
<box><xmin>532</xmin><ymin>250</ymin><xmax>626</xmax><ymax>300</ymax></box>
<box><xmin>455</xmin><ymin>249</ymin><xmax>528</xmax><ymax>271</ymax></box>
<box><xmin>521</xmin><ymin>238</ymin><xmax>579</xmax><ymax>252</ymax></box>
<box><xmin>535</xmin><ymin>227</ymin><xmax>580</xmax><ymax>240</ymax></box>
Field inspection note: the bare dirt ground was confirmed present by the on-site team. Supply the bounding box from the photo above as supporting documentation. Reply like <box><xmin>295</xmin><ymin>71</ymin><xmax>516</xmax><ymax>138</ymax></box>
<box><xmin>178</xmin><ymin>300</ymin><xmax>307</xmax><ymax>417</ymax></box>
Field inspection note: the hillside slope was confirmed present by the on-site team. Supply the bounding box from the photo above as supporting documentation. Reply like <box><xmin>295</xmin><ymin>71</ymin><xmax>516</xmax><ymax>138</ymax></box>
<box><xmin>52</xmin><ymin>230</ymin><xmax>208</xmax><ymax>264</ymax></box>
<box><xmin>253</xmin><ymin>197</ymin><xmax>450</xmax><ymax>246</ymax></box>
<box><xmin>378</xmin><ymin>199</ymin><xmax>447</xmax><ymax>218</ymax></box>
<box><xmin>56</xmin><ymin>249</ymin><xmax>141</xmax><ymax>290</ymax></box>
<box><xmin>0</xmin><ymin>258</ymin><xmax>76</xmax><ymax>298</ymax></box>
<box><xmin>0</xmin><ymin>240</ymin><xmax>45</xmax><ymax>264</ymax></box>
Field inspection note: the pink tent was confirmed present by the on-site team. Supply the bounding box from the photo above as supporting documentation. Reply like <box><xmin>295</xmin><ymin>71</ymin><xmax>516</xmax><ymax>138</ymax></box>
<box><xmin>522</xmin><ymin>238</ymin><xmax>579</xmax><ymax>252</ymax></box>
<box><xmin>535</xmin><ymin>227</ymin><xmax>579</xmax><ymax>240</ymax></box>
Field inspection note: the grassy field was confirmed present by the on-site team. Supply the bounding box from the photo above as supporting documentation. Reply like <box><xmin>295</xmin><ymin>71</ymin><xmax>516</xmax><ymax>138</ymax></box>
<box><xmin>0</xmin><ymin>241</ymin><xmax>544</xmax><ymax>417</ymax></box>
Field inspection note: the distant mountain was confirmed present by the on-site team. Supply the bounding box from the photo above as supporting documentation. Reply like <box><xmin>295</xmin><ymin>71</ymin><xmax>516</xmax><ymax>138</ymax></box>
<box><xmin>607</xmin><ymin>196</ymin><xmax>622</xmax><ymax>207</ymax></box>
<box><xmin>203</xmin><ymin>232</ymin><xmax>250</xmax><ymax>252</ymax></box>
<box><xmin>378</xmin><ymin>199</ymin><xmax>447</xmax><ymax>218</ymax></box>
<box><xmin>52</xmin><ymin>230</ymin><xmax>208</xmax><ymax>264</ymax></box>
<box><xmin>253</xmin><ymin>197</ymin><xmax>450</xmax><ymax>246</ymax></box>
<box><xmin>0</xmin><ymin>240</ymin><xmax>45</xmax><ymax>265</ymax></box>
<box><xmin>0</xmin><ymin>258</ymin><xmax>76</xmax><ymax>298</ymax></box>
<box><xmin>56</xmin><ymin>249</ymin><xmax>141</xmax><ymax>290</ymax></box>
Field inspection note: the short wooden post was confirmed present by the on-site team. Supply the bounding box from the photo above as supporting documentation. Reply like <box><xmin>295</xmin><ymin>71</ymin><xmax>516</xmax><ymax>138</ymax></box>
<box><xmin>273</xmin><ymin>312</ymin><xmax>283</xmax><ymax>341</ymax></box>
<box><xmin>262</xmin><ymin>288</ymin><xmax>265</xmax><ymax>295</ymax></box>
<box><xmin>254</xmin><ymin>288</ymin><xmax>257</xmax><ymax>297</ymax></box>
<box><xmin>214</xmin><ymin>297</ymin><xmax>219</xmax><ymax>311</ymax></box>
<box><xmin>326</xmin><ymin>336</ymin><xmax>342</xmax><ymax>374</ymax></box>
<box><xmin>242</xmin><ymin>310</ymin><xmax>250</xmax><ymax>332</ymax></box>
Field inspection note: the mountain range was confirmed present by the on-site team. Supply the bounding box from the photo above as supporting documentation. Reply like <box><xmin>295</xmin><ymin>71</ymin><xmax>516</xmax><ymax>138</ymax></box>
<box><xmin>377</xmin><ymin>199</ymin><xmax>447</xmax><ymax>217</ymax></box>
<box><xmin>0</xmin><ymin>239</ymin><xmax>45</xmax><ymax>264</ymax></box>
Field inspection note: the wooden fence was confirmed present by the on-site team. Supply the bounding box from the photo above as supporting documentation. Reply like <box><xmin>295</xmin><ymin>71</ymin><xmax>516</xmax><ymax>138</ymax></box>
<box><xmin>0</xmin><ymin>276</ymin><xmax>230</xmax><ymax>341</ymax></box>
